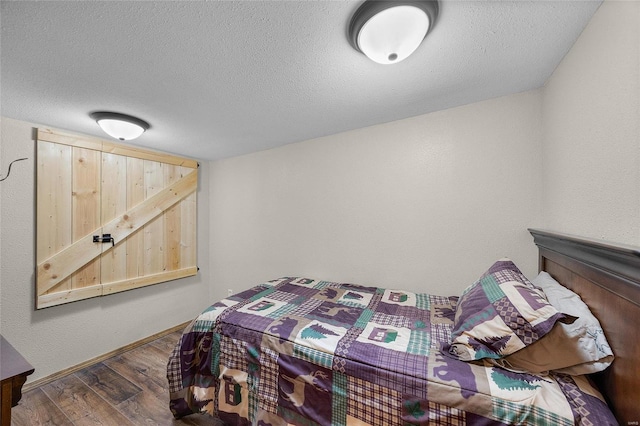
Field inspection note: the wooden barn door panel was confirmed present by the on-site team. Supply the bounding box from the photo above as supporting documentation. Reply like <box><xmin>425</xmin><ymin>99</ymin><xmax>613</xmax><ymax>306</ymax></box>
<box><xmin>143</xmin><ymin>160</ymin><xmax>165</xmax><ymax>276</ymax></box>
<box><xmin>164</xmin><ymin>164</ymin><xmax>182</xmax><ymax>272</ymax></box>
<box><xmin>36</xmin><ymin>129</ymin><xmax>198</xmax><ymax>309</ymax></box>
<box><xmin>36</xmin><ymin>141</ymin><xmax>74</xmax><ymax>300</ymax></box>
<box><xmin>71</xmin><ymin>147</ymin><xmax>102</xmax><ymax>292</ymax></box>
<box><xmin>101</xmin><ymin>161</ymin><xmax>198</xmax><ymax>295</ymax></box>
<box><xmin>101</xmin><ymin>166</ymin><xmax>198</xmax><ymax>294</ymax></box>
<box><xmin>163</xmin><ymin>164</ymin><xmax>197</xmax><ymax>272</ymax></box>
<box><xmin>125</xmin><ymin>156</ymin><xmax>145</xmax><ymax>279</ymax></box>
<box><xmin>37</xmin><ymin>143</ymin><xmax>104</xmax><ymax>308</ymax></box>
<box><xmin>180</xmin><ymin>188</ymin><xmax>197</xmax><ymax>268</ymax></box>
<box><xmin>100</xmin><ymin>152</ymin><xmax>128</xmax><ymax>286</ymax></box>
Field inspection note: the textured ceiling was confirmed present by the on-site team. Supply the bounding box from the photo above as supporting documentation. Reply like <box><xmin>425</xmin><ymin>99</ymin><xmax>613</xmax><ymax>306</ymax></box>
<box><xmin>1</xmin><ymin>1</ymin><xmax>601</xmax><ymax>160</ymax></box>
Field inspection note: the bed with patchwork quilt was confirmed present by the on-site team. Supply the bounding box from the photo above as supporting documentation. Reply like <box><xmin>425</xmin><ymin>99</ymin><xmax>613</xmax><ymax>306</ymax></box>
<box><xmin>167</xmin><ymin>265</ymin><xmax>617</xmax><ymax>425</ymax></box>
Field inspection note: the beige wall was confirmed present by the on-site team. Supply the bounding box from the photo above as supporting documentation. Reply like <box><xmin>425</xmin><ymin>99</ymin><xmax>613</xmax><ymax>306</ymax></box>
<box><xmin>210</xmin><ymin>90</ymin><xmax>544</xmax><ymax>298</ymax></box>
<box><xmin>0</xmin><ymin>117</ymin><xmax>212</xmax><ymax>381</ymax></box>
<box><xmin>542</xmin><ymin>0</ymin><xmax>640</xmax><ymax>245</ymax></box>
<box><xmin>209</xmin><ymin>0</ymin><xmax>640</xmax><ymax>300</ymax></box>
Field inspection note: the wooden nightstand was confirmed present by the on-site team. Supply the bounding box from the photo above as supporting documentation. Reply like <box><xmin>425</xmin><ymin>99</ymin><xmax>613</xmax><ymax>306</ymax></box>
<box><xmin>1</xmin><ymin>336</ymin><xmax>34</xmax><ymax>426</ymax></box>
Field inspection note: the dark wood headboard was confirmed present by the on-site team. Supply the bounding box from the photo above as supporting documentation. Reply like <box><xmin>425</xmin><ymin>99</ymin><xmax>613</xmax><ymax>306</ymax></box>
<box><xmin>529</xmin><ymin>229</ymin><xmax>640</xmax><ymax>425</ymax></box>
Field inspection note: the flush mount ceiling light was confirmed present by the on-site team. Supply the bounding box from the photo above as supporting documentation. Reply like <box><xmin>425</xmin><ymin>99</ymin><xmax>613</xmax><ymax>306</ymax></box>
<box><xmin>90</xmin><ymin>111</ymin><xmax>150</xmax><ymax>141</ymax></box>
<box><xmin>348</xmin><ymin>0</ymin><xmax>439</xmax><ymax>65</ymax></box>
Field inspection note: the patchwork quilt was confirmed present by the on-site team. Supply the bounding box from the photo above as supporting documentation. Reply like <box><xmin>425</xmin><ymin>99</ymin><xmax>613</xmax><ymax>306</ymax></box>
<box><xmin>167</xmin><ymin>277</ymin><xmax>617</xmax><ymax>425</ymax></box>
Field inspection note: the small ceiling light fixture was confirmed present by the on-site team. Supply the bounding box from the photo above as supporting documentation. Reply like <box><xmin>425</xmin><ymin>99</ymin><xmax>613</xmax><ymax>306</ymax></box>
<box><xmin>90</xmin><ymin>111</ymin><xmax>150</xmax><ymax>141</ymax></box>
<box><xmin>348</xmin><ymin>0</ymin><xmax>439</xmax><ymax>65</ymax></box>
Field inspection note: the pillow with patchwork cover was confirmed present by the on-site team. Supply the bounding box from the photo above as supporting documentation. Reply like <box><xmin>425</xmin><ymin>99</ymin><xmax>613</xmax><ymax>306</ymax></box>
<box><xmin>489</xmin><ymin>271</ymin><xmax>614</xmax><ymax>375</ymax></box>
<box><xmin>444</xmin><ymin>259</ymin><xmax>572</xmax><ymax>361</ymax></box>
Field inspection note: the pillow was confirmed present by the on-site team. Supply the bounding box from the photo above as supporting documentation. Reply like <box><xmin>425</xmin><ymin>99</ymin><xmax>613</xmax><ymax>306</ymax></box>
<box><xmin>490</xmin><ymin>271</ymin><xmax>614</xmax><ymax>375</ymax></box>
<box><xmin>444</xmin><ymin>259</ymin><xmax>572</xmax><ymax>362</ymax></box>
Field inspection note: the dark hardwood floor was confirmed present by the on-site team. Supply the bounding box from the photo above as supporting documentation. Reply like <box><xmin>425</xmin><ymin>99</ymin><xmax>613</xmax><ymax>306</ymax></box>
<box><xmin>11</xmin><ymin>331</ymin><xmax>223</xmax><ymax>425</ymax></box>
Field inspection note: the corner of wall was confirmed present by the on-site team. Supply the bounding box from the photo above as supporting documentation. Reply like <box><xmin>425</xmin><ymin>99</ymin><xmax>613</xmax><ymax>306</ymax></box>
<box><xmin>539</xmin><ymin>0</ymin><xmax>640</xmax><ymax>245</ymax></box>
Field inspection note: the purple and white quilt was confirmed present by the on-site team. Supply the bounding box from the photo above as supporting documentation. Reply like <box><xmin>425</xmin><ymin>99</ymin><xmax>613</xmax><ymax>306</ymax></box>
<box><xmin>167</xmin><ymin>277</ymin><xmax>616</xmax><ymax>425</ymax></box>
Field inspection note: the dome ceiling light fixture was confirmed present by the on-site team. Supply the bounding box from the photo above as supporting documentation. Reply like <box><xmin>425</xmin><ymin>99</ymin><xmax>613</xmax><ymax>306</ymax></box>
<box><xmin>90</xmin><ymin>111</ymin><xmax>150</xmax><ymax>141</ymax></box>
<box><xmin>348</xmin><ymin>0</ymin><xmax>439</xmax><ymax>65</ymax></box>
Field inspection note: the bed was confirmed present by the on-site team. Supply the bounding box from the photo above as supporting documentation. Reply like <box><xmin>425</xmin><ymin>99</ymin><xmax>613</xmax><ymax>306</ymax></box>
<box><xmin>167</xmin><ymin>229</ymin><xmax>639</xmax><ymax>425</ymax></box>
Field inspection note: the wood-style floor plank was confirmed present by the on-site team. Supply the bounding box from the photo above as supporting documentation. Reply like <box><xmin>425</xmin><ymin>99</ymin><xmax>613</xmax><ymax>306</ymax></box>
<box><xmin>11</xmin><ymin>329</ymin><xmax>216</xmax><ymax>425</ymax></box>
<box><xmin>149</xmin><ymin>330</ymin><xmax>183</xmax><ymax>354</ymax></box>
<box><xmin>10</xmin><ymin>387</ymin><xmax>72</xmax><ymax>425</ymax></box>
<box><xmin>41</xmin><ymin>374</ymin><xmax>134</xmax><ymax>425</ymax></box>
<box><xmin>75</xmin><ymin>363</ymin><xmax>142</xmax><ymax>406</ymax></box>
<box><xmin>102</xmin><ymin>344</ymin><xmax>169</xmax><ymax>395</ymax></box>
<box><xmin>116</xmin><ymin>390</ymin><xmax>176</xmax><ymax>425</ymax></box>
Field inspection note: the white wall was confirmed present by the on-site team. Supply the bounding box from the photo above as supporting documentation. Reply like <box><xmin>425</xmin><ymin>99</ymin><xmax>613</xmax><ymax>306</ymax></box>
<box><xmin>210</xmin><ymin>90</ymin><xmax>543</xmax><ymax>298</ymax></box>
<box><xmin>0</xmin><ymin>117</ymin><xmax>212</xmax><ymax>381</ymax></box>
<box><xmin>209</xmin><ymin>0</ymin><xmax>640</xmax><ymax>301</ymax></box>
<box><xmin>542</xmin><ymin>0</ymin><xmax>640</xmax><ymax>245</ymax></box>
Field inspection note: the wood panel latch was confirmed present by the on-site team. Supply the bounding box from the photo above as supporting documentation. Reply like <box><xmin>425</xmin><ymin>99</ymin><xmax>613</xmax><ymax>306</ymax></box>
<box><xmin>93</xmin><ymin>233</ymin><xmax>115</xmax><ymax>247</ymax></box>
